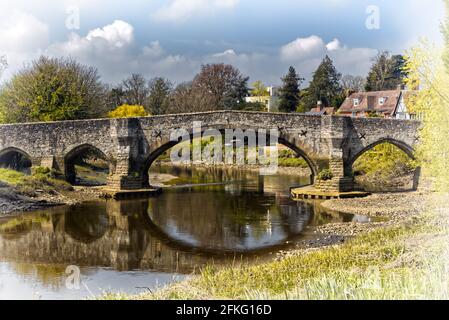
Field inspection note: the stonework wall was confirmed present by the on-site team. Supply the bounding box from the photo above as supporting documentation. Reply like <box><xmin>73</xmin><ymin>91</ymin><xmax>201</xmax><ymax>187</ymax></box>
<box><xmin>0</xmin><ymin>111</ymin><xmax>422</xmax><ymax>191</ymax></box>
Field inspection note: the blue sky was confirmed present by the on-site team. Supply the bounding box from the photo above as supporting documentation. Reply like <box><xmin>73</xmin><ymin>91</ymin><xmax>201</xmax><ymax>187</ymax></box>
<box><xmin>0</xmin><ymin>0</ymin><xmax>445</xmax><ymax>86</ymax></box>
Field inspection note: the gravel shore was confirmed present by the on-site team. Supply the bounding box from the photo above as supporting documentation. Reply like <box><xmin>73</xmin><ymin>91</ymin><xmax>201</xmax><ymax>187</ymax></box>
<box><xmin>277</xmin><ymin>191</ymin><xmax>427</xmax><ymax>259</ymax></box>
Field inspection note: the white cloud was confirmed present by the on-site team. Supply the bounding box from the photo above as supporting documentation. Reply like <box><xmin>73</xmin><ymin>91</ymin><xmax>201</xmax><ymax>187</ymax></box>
<box><xmin>0</xmin><ymin>11</ymin><xmax>49</xmax><ymax>80</ymax></box>
<box><xmin>0</xmin><ymin>11</ymin><xmax>49</xmax><ymax>53</ymax></box>
<box><xmin>326</xmin><ymin>38</ymin><xmax>342</xmax><ymax>51</ymax></box>
<box><xmin>45</xmin><ymin>20</ymin><xmax>196</xmax><ymax>83</ymax></box>
<box><xmin>280</xmin><ymin>35</ymin><xmax>325</xmax><ymax>61</ymax></box>
<box><xmin>279</xmin><ymin>36</ymin><xmax>377</xmax><ymax>81</ymax></box>
<box><xmin>152</xmin><ymin>0</ymin><xmax>239</xmax><ymax>23</ymax></box>
<box><xmin>142</xmin><ymin>41</ymin><xmax>164</xmax><ymax>58</ymax></box>
<box><xmin>85</xmin><ymin>20</ymin><xmax>134</xmax><ymax>48</ymax></box>
<box><xmin>0</xmin><ymin>14</ymin><xmax>378</xmax><ymax>87</ymax></box>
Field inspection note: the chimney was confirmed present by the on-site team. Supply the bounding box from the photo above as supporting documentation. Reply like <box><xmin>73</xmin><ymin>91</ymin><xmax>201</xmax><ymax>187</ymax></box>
<box><xmin>367</xmin><ymin>96</ymin><xmax>375</xmax><ymax>110</ymax></box>
<box><xmin>317</xmin><ymin>100</ymin><xmax>323</xmax><ymax>111</ymax></box>
<box><xmin>397</xmin><ymin>84</ymin><xmax>406</xmax><ymax>91</ymax></box>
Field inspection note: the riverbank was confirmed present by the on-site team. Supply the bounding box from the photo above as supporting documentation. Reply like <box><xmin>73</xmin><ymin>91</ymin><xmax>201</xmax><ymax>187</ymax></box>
<box><xmin>101</xmin><ymin>189</ymin><xmax>449</xmax><ymax>300</ymax></box>
<box><xmin>0</xmin><ymin>168</ymin><xmax>103</xmax><ymax>217</ymax></box>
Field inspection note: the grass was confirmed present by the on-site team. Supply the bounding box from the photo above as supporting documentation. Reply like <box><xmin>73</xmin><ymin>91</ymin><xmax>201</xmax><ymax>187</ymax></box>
<box><xmin>0</xmin><ymin>167</ymin><xmax>73</xmax><ymax>196</ymax></box>
<box><xmin>101</xmin><ymin>195</ymin><xmax>449</xmax><ymax>300</ymax></box>
<box><xmin>74</xmin><ymin>164</ymin><xmax>108</xmax><ymax>186</ymax></box>
<box><xmin>0</xmin><ymin>168</ymin><xmax>26</xmax><ymax>185</ymax></box>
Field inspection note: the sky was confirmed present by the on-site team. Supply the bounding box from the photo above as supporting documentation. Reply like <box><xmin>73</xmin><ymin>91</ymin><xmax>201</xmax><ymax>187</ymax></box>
<box><xmin>0</xmin><ymin>0</ymin><xmax>445</xmax><ymax>86</ymax></box>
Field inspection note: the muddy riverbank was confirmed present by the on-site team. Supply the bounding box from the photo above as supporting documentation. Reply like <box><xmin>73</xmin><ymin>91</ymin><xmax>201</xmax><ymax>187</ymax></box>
<box><xmin>0</xmin><ymin>183</ymin><xmax>103</xmax><ymax>217</ymax></box>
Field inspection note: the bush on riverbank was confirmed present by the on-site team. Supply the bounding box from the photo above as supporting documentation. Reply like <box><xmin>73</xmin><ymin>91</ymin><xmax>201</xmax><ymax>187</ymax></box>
<box><xmin>0</xmin><ymin>168</ymin><xmax>73</xmax><ymax>196</ymax></box>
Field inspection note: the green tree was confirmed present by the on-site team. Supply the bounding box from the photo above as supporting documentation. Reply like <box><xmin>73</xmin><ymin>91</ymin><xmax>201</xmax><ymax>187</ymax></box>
<box><xmin>147</xmin><ymin>77</ymin><xmax>172</xmax><ymax>115</ymax></box>
<box><xmin>279</xmin><ymin>66</ymin><xmax>303</xmax><ymax>113</ymax></box>
<box><xmin>365</xmin><ymin>51</ymin><xmax>407</xmax><ymax>91</ymax></box>
<box><xmin>296</xmin><ymin>88</ymin><xmax>309</xmax><ymax>113</ymax></box>
<box><xmin>250</xmin><ymin>80</ymin><xmax>269</xmax><ymax>103</ymax></box>
<box><xmin>303</xmin><ymin>56</ymin><xmax>342</xmax><ymax>110</ymax></box>
<box><xmin>108</xmin><ymin>104</ymin><xmax>147</xmax><ymax>118</ymax></box>
<box><xmin>0</xmin><ymin>56</ymin><xmax>107</xmax><ymax>123</ymax></box>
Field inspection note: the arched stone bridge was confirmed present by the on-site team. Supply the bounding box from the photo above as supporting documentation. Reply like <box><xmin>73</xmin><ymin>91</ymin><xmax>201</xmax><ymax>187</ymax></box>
<box><xmin>0</xmin><ymin>111</ymin><xmax>422</xmax><ymax>192</ymax></box>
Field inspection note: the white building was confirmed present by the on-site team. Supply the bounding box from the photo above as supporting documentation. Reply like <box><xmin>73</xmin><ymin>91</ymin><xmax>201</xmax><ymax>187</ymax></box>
<box><xmin>245</xmin><ymin>86</ymin><xmax>280</xmax><ymax>112</ymax></box>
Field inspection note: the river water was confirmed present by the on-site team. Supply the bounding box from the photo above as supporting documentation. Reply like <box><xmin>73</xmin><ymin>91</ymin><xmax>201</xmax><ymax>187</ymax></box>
<box><xmin>0</xmin><ymin>166</ymin><xmax>372</xmax><ymax>300</ymax></box>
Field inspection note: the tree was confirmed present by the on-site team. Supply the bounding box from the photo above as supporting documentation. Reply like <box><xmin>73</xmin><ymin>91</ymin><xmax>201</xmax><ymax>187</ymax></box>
<box><xmin>303</xmin><ymin>56</ymin><xmax>342</xmax><ymax>110</ymax></box>
<box><xmin>147</xmin><ymin>77</ymin><xmax>172</xmax><ymax>115</ymax></box>
<box><xmin>296</xmin><ymin>88</ymin><xmax>309</xmax><ymax>113</ymax></box>
<box><xmin>108</xmin><ymin>86</ymin><xmax>126</xmax><ymax>110</ymax></box>
<box><xmin>365</xmin><ymin>51</ymin><xmax>407</xmax><ymax>91</ymax></box>
<box><xmin>0</xmin><ymin>56</ymin><xmax>108</xmax><ymax>123</ymax></box>
<box><xmin>192</xmin><ymin>63</ymin><xmax>249</xmax><ymax>110</ymax></box>
<box><xmin>279</xmin><ymin>66</ymin><xmax>303</xmax><ymax>113</ymax></box>
<box><xmin>250</xmin><ymin>80</ymin><xmax>269</xmax><ymax>103</ymax></box>
<box><xmin>403</xmin><ymin>40</ymin><xmax>449</xmax><ymax>191</ymax></box>
<box><xmin>166</xmin><ymin>82</ymin><xmax>216</xmax><ymax>114</ymax></box>
<box><xmin>108</xmin><ymin>104</ymin><xmax>147</xmax><ymax>118</ymax></box>
<box><xmin>121</xmin><ymin>73</ymin><xmax>150</xmax><ymax>106</ymax></box>
<box><xmin>341</xmin><ymin>75</ymin><xmax>365</xmax><ymax>93</ymax></box>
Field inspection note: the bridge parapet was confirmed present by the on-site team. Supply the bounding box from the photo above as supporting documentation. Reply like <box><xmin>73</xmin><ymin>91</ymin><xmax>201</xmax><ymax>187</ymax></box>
<box><xmin>0</xmin><ymin>111</ymin><xmax>422</xmax><ymax>192</ymax></box>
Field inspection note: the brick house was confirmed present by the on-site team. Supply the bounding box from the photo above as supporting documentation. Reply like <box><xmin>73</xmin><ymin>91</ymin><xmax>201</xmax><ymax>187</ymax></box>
<box><xmin>338</xmin><ymin>89</ymin><xmax>414</xmax><ymax>119</ymax></box>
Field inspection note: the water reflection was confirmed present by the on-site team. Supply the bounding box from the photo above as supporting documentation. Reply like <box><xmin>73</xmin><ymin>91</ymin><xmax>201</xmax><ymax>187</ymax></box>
<box><xmin>0</xmin><ymin>166</ymin><xmax>370</xmax><ymax>299</ymax></box>
<box><xmin>0</xmin><ymin>197</ymin><xmax>360</xmax><ymax>275</ymax></box>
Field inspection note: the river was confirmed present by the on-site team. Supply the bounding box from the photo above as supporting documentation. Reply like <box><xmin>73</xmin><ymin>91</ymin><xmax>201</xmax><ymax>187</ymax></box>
<box><xmin>0</xmin><ymin>165</ymin><xmax>373</xmax><ymax>299</ymax></box>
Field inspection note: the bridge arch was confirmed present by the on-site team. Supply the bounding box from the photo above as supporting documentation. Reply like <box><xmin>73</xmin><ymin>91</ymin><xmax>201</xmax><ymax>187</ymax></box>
<box><xmin>0</xmin><ymin>147</ymin><xmax>33</xmax><ymax>173</ymax></box>
<box><xmin>139</xmin><ymin>127</ymin><xmax>319</xmax><ymax>187</ymax></box>
<box><xmin>64</xmin><ymin>143</ymin><xmax>112</xmax><ymax>185</ymax></box>
<box><xmin>349</xmin><ymin>137</ymin><xmax>415</xmax><ymax>167</ymax></box>
<box><xmin>347</xmin><ymin>137</ymin><xmax>420</xmax><ymax>191</ymax></box>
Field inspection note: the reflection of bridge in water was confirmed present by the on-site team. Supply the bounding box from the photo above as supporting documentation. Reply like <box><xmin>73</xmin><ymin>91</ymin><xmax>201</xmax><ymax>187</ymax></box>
<box><xmin>0</xmin><ymin>197</ymin><xmax>352</xmax><ymax>274</ymax></box>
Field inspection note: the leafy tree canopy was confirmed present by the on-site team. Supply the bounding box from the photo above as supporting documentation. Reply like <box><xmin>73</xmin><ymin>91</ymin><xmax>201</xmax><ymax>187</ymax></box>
<box><xmin>365</xmin><ymin>51</ymin><xmax>407</xmax><ymax>91</ymax></box>
<box><xmin>0</xmin><ymin>56</ymin><xmax>107</xmax><ymax>123</ymax></box>
<box><xmin>303</xmin><ymin>55</ymin><xmax>342</xmax><ymax>110</ymax></box>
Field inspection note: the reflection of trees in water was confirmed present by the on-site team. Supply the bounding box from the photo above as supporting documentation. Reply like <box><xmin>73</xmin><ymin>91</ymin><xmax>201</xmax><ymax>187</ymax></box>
<box><xmin>151</xmin><ymin>165</ymin><xmax>259</xmax><ymax>185</ymax></box>
<box><xmin>0</xmin><ymin>213</ymin><xmax>53</xmax><ymax>240</ymax></box>
<box><xmin>6</xmin><ymin>262</ymin><xmax>68</xmax><ymax>289</ymax></box>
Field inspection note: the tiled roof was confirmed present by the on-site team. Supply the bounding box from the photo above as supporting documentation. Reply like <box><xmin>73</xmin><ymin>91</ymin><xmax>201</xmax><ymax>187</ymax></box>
<box><xmin>307</xmin><ymin>107</ymin><xmax>335</xmax><ymax>115</ymax></box>
<box><xmin>339</xmin><ymin>90</ymin><xmax>401</xmax><ymax>115</ymax></box>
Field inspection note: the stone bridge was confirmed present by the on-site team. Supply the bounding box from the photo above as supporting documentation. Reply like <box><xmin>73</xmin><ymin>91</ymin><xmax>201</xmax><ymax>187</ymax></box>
<box><xmin>0</xmin><ymin>111</ymin><xmax>422</xmax><ymax>192</ymax></box>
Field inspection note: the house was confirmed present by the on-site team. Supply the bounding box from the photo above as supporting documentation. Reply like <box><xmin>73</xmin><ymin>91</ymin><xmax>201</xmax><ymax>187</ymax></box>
<box><xmin>305</xmin><ymin>101</ymin><xmax>335</xmax><ymax>115</ymax></box>
<box><xmin>245</xmin><ymin>86</ymin><xmax>280</xmax><ymax>112</ymax></box>
<box><xmin>338</xmin><ymin>89</ymin><xmax>414</xmax><ymax>119</ymax></box>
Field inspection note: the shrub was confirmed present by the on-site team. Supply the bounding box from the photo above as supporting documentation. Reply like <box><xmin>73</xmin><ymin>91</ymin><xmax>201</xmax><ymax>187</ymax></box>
<box><xmin>108</xmin><ymin>104</ymin><xmax>147</xmax><ymax>118</ymax></box>
<box><xmin>32</xmin><ymin>166</ymin><xmax>51</xmax><ymax>176</ymax></box>
<box><xmin>317</xmin><ymin>169</ymin><xmax>333</xmax><ymax>181</ymax></box>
